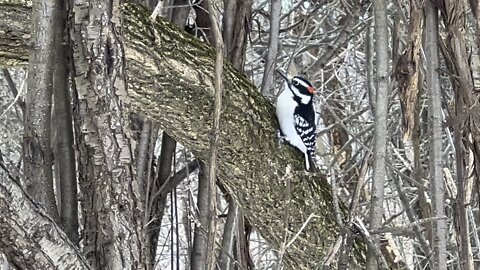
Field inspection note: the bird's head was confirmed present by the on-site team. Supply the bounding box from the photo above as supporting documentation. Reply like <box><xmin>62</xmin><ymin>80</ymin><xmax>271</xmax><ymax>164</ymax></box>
<box><xmin>277</xmin><ymin>70</ymin><xmax>315</xmax><ymax>103</ymax></box>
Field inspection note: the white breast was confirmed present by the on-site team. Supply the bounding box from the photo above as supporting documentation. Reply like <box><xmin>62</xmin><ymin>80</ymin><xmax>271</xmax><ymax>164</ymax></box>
<box><xmin>275</xmin><ymin>84</ymin><xmax>308</xmax><ymax>154</ymax></box>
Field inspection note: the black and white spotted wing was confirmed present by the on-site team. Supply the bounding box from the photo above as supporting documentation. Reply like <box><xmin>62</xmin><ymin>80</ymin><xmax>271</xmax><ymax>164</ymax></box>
<box><xmin>293</xmin><ymin>104</ymin><xmax>316</xmax><ymax>155</ymax></box>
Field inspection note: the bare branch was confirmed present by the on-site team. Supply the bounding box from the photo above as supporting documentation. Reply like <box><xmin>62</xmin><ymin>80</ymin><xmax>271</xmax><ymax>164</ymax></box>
<box><xmin>1</xmin><ymin>69</ymin><xmax>25</xmax><ymax>114</ymax></box>
<box><xmin>260</xmin><ymin>0</ymin><xmax>281</xmax><ymax>96</ymax></box>
<box><xmin>425</xmin><ymin>2</ymin><xmax>446</xmax><ymax>269</ymax></box>
<box><xmin>367</xmin><ymin>0</ymin><xmax>390</xmax><ymax>268</ymax></box>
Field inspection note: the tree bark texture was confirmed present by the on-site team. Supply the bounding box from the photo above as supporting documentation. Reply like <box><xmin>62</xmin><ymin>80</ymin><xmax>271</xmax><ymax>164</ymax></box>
<box><xmin>145</xmin><ymin>2</ymin><xmax>182</xmax><ymax>267</ymax></box>
<box><xmin>124</xmin><ymin>4</ymin><xmax>365</xmax><ymax>268</ymax></box>
<box><xmin>395</xmin><ymin>0</ymin><xmax>423</xmax><ymax>143</ymax></box>
<box><xmin>70</xmin><ymin>0</ymin><xmax>145</xmax><ymax>269</ymax></box>
<box><xmin>394</xmin><ymin>0</ymin><xmax>432</xmax><ymax>261</ymax></box>
<box><xmin>0</xmin><ymin>176</ymin><xmax>89</xmax><ymax>269</ymax></box>
<box><xmin>219</xmin><ymin>1</ymin><xmax>252</xmax><ymax>268</ymax></box>
<box><xmin>0</xmin><ymin>1</ymin><xmax>30</xmax><ymax>67</ymax></box>
<box><xmin>0</xmin><ymin>1</ymin><xmax>366</xmax><ymax>268</ymax></box>
<box><xmin>23</xmin><ymin>0</ymin><xmax>58</xmax><ymax>220</ymax></box>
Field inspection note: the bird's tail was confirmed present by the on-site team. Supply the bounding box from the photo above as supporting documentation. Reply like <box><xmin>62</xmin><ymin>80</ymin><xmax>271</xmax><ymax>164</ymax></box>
<box><xmin>305</xmin><ymin>152</ymin><xmax>318</xmax><ymax>172</ymax></box>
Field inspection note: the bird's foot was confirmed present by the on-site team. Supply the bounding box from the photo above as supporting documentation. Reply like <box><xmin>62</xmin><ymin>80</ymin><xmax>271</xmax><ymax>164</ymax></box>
<box><xmin>277</xmin><ymin>130</ymin><xmax>286</xmax><ymax>146</ymax></box>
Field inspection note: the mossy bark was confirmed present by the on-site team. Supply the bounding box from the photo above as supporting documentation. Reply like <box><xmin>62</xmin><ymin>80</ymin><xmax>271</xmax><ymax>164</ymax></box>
<box><xmin>0</xmin><ymin>1</ymin><xmax>31</xmax><ymax>67</ymax></box>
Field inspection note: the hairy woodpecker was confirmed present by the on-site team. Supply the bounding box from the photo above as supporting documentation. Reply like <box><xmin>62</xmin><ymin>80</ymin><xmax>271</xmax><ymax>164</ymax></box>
<box><xmin>275</xmin><ymin>70</ymin><xmax>317</xmax><ymax>171</ymax></box>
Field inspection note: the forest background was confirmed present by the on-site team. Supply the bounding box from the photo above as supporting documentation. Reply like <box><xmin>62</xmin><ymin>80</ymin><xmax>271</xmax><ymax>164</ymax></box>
<box><xmin>0</xmin><ymin>0</ymin><xmax>479</xmax><ymax>269</ymax></box>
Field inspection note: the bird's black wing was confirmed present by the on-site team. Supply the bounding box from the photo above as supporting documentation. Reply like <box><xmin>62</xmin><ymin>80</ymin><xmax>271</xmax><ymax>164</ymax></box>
<box><xmin>294</xmin><ymin>103</ymin><xmax>316</xmax><ymax>154</ymax></box>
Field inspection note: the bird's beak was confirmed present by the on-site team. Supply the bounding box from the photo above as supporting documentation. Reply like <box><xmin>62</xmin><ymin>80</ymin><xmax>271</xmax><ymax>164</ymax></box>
<box><xmin>276</xmin><ymin>69</ymin><xmax>291</xmax><ymax>82</ymax></box>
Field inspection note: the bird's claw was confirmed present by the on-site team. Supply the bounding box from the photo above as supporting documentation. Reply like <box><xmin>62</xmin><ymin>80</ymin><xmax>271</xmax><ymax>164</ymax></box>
<box><xmin>277</xmin><ymin>130</ymin><xmax>286</xmax><ymax>146</ymax></box>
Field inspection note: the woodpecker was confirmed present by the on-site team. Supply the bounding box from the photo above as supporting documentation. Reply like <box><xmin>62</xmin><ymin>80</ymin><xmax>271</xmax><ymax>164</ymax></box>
<box><xmin>275</xmin><ymin>70</ymin><xmax>317</xmax><ymax>171</ymax></box>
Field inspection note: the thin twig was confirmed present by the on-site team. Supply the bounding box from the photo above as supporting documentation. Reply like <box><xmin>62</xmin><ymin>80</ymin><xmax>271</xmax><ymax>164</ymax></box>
<box><xmin>0</xmin><ymin>71</ymin><xmax>27</xmax><ymax>120</ymax></box>
<box><xmin>2</xmin><ymin>69</ymin><xmax>25</xmax><ymax>114</ymax></box>
<box><xmin>353</xmin><ymin>217</ymin><xmax>389</xmax><ymax>270</ymax></box>
<box><xmin>150</xmin><ymin>0</ymin><xmax>165</xmax><ymax>21</ymax></box>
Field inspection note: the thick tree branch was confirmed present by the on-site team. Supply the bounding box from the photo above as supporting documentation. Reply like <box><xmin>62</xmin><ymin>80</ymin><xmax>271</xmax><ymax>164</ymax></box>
<box><xmin>0</xmin><ymin>1</ymin><xmax>31</xmax><ymax>67</ymax></box>
<box><xmin>0</xmin><ymin>1</ymin><xmax>366</xmax><ymax>268</ymax></box>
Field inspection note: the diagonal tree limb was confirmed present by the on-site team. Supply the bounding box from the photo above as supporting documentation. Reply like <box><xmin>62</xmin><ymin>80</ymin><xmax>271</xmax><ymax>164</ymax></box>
<box><xmin>156</xmin><ymin>160</ymin><xmax>199</xmax><ymax>199</ymax></box>
<box><xmin>0</xmin><ymin>173</ymin><xmax>89</xmax><ymax>269</ymax></box>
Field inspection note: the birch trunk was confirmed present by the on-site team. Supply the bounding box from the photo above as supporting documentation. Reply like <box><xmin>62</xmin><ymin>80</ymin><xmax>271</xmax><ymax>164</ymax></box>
<box><xmin>70</xmin><ymin>0</ymin><xmax>145</xmax><ymax>268</ymax></box>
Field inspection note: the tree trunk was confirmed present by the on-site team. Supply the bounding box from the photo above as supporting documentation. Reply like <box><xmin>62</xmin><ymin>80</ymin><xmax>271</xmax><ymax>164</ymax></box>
<box><xmin>23</xmin><ymin>0</ymin><xmax>58</xmax><ymax>220</ymax></box>
<box><xmin>145</xmin><ymin>2</ymin><xmax>183</xmax><ymax>267</ymax></box>
<box><xmin>393</xmin><ymin>1</ymin><xmax>432</xmax><ymax>264</ymax></box>
<box><xmin>222</xmin><ymin>0</ymin><xmax>252</xmax><ymax>71</ymax></box>
<box><xmin>149</xmin><ymin>132</ymin><xmax>176</xmax><ymax>267</ymax></box>
<box><xmin>191</xmin><ymin>162</ymin><xmax>211</xmax><ymax>270</ymax></box>
<box><xmin>53</xmin><ymin>0</ymin><xmax>78</xmax><ymax>244</ymax></box>
<box><xmin>70</xmin><ymin>0</ymin><xmax>145</xmax><ymax>268</ymax></box>
<box><xmin>218</xmin><ymin>201</ymin><xmax>238</xmax><ymax>270</ymax></box>
<box><xmin>260</xmin><ymin>0</ymin><xmax>281</xmax><ymax>96</ymax></box>
<box><xmin>204</xmin><ymin>2</ymin><xmax>223</xmax><ymax>268</ymax></box>
<box><xmin>367</xmin><ymin>0</ymin><xmax>390</xmax><ymax>268</ymax></box>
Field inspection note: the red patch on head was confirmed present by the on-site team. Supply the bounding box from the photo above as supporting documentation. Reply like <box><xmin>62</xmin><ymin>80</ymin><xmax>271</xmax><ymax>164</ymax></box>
<box><xmin>308</xmin><ymin>86</ymin><xmax>315</xmax><ymax>94</ymax></box>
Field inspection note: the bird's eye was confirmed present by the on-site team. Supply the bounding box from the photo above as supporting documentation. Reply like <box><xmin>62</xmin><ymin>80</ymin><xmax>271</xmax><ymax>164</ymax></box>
<box><xmin>292</xmin><ymin>80</ymin><xmax>299</xmax><ymax>86</ymax></box>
